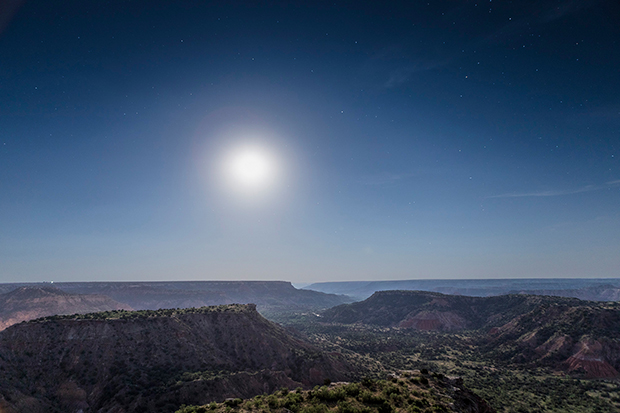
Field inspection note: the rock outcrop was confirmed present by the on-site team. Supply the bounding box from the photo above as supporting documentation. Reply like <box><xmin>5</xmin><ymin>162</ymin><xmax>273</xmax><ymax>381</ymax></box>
<box><xmin>0</xmin><ymin>304</ymin><xmax>355</xmax><ymax>412</ymax></box>
<box><xmin>322</xmin><ymin>290</ymin><xmax>620</xmax><ymax>379</ymax></box>
<box><xmin>0</xmin><ymin>286</ymin><xmax>131</xmax><ymax>331</ymax></box>
<box><xmin>0</xmin><ymin>281</ymin><xmax>351</xmax><ymax>317</ymax></box>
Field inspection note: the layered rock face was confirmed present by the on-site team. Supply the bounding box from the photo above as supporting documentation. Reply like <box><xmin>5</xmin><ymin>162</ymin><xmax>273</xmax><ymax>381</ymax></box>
<box><xmin>0</xmin><ymin>286</ymin><xmax>131</xmax><ymax>331</ymax></box>
<box><xmin>487</xmin><ymin>302</ymin><xmax>620</xmax><ymax>379</ymax></box>
<box><xmin>0</xmin><ymin>304</ymin><xmax>354</xmax><ymax>413</ymax></box>
<box><xmin>321</xmin><ymin>290</ymin><xmax>542</xmax><ymax>330</ymax></box>
<box><xmin>0</xmin><ymin>281</ymin><xmax>351</xmax><ymax>315</ymax></box>
<box><xmin>322</xmin><ymin>290</ymin><xmax>620</xmax><ymax>379</ymax></box>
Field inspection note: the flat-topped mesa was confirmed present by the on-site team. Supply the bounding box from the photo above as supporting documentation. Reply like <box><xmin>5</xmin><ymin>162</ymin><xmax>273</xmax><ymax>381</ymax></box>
<box><xmin>0</xmin><ymin>303</ymin><xmax>355</xmax><ymax>412</ymax></box>
<box><xmin>304</xmin><ymin>279</ymin><xmax>620</xmax><ymax>301</ymax></box>
<box><xmin>371</xmin><ymin>289</ymin><xmax>444</xmax><ymax>297</ymax></box>
<box><xmin>0</xmin><ymin>280</ymin><xmax>352</xmax><ymax>313</ymax></box>
<box><xmin>32</xmin><ymin>302</ymin><xmax>258</xmax><ymax>323</ymax></box>
<box><xmin>0</xmin><ymin>286</ymin><xmax>131</xmax><ymax>331</ymax></box>
<box><xmin>322</xmin><ymin>289</ymin><xmax>588</xmax><ymax>329</ymax></box>
<box><xmin>3</xmin><ymin>285</ymin><xmax>72</xmax><ymax>298</ymax></box>
<box><xmin>322</xmin><ymin>290</ymin><xmax>486</xmax><ymax>329</ymax></box>
<box><xmin>321</xmin><ymin>289</ymin><xmax>620</xmax><ymax>379</ymax></box>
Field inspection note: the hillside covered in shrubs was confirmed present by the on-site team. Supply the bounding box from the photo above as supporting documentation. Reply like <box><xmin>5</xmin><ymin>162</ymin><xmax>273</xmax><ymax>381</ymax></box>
<box><xmin>176</xmin><ymin>372</ymin><xmax>494</xmax><ymax>413</ymax></box>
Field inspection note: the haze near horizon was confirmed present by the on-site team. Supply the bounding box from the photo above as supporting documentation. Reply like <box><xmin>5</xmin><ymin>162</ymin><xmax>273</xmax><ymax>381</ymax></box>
<box><xmin>1</xmin><ymin>1</ymin><xmax>619</xmax><ymax>282</ymax></box>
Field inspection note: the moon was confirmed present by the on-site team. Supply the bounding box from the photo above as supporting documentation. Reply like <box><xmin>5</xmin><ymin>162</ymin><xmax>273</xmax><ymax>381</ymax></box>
<box><xmin>224</xmin><ymin>145</ymin><xmax>279</xmax><ymax>194</ymax></box>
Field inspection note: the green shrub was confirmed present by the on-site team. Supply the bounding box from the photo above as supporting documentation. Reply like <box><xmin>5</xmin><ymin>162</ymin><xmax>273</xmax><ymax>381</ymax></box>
<box><xmin>344</xmin><ymin>383</ymin><xmax>361</xmax><ymax>397</ymax></box>
<box><xmin>314</xmin><ymin>386</ymin><xmax>346</xmax><ymax>402</ymax></box>
<box><xmin>337</xmin><ymin>400</ymin><xmax>359</xmax><ymax>413</ymax></box>
<box><xmin>265</xmin><ymin>395</ymin><xmax>279</xmax><ymax>408</ymax></box>
<box><xmin>383</xmin><ymin>385</ymin><xmax>401</xmax><ymax>396</ymax></box>
<box><xmin>412</xmin><ymin>399</ymin><xmax>429</xmax><ymax>408</ymax></box>
<box><xmin>359</xmin><ymin>391</ymin><xmax>386</xmax><ymax>405</ymax></box>
<box><xmin>361</xmin><ymin>377</ymin><xmax>374</xmax><ymax>388</ymax></box>
<box><xmin>224</xmin><ymin>398</ymin><xmax>242</xmax><ymax>407</ymax></box>
<box><xmin>378</xmin><ymin>401</ymin><xmax>393</xmax><ymax>413</ymax></box>
<box><xmin>389</xmin><ymin>393</ymin><xmax>404</xmax><ymax>407</ymax></box>
<box><xmin>300</xmin><ymin>403</ymin><xmax>329</xmax><ymax>413</ymax></box>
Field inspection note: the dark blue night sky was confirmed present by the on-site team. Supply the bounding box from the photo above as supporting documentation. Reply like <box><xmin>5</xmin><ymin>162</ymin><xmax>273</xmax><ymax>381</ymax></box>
<box><xmin>1</xmin><ymin>0</ymin><xmax>619</xmax><ymax>282</ymax></box>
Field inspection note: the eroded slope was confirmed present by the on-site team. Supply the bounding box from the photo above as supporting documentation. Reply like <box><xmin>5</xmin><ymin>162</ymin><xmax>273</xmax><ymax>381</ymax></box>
<box><xmin>0</xmin><ymin>286</ymin><xmax>131</xmax><ymax>331</ymax></box>
<box><xmin>0</xmin><ymin>304</ymin><xmax>355</xmax><ymax>413</ymax></box>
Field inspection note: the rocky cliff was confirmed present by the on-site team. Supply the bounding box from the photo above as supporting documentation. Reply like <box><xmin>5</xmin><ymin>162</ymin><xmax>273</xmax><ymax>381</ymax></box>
<box><xmin>322</xmin><ymin>290</ymin><xmax>620</xmax><ymax>378</ymax></box>
<box><xmin>0</xmin><ymin>286</ymin><xmax>131</xmax><ymax>331</ymax></box>
<box><xmin>0</xmin><ymin>281</ymin><xmax>351</xmax><ymax>317</ymax></box>
<box><xmin>321</xmin><ymin>290</ymin><xmax>548</xmax><ymax>330</ymax></box>
<box><xmin>0</xmin><ymin>304</ymin><xmax>355</xmax><ymax>412</ymax></box>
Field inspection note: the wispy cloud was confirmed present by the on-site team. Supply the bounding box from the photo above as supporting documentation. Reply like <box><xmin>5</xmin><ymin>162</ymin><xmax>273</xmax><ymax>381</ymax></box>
<box><xmin>384</xmin><ymin>59</ymin><xmax>451</xmax><ymax>89</ymax></box>
<box><xmin>360</xmin><ymin>172</ymin><xmax>417</xmax><ymax>186</ymax></box>
<box><xmin>357</xmin><ymin>45</ymin><xmax>452</xmax><ymax>91</ymax></box>
<box><xmin>487</xmin><ymin>0</ymin><xmax>597</xmax><ymax>44</ymax></box>
<box><xmin>363</xmin><ymin>0</ymin><xmax>601</xmax><ymax>91</ymax></box>
<box><xmin>540</xmin><ymin>0</ymin><xmax>596</xmax><ymax>23</ymax></box>
<box><xmin>489</xmin><ymin>180</ymin><xmax>620</xmax><ymax>198</ymax></box>
<box><xmin>377</xmin><ymin>0</ymin><xmax>596</xmax><ymax>90</ymax></box>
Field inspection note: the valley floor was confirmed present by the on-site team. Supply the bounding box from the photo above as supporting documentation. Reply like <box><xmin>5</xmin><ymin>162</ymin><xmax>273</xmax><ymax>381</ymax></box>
<box><xmin>277</xmin><ymin>315</ymin><xmax>620</xmax><ymax>413</ymax></box>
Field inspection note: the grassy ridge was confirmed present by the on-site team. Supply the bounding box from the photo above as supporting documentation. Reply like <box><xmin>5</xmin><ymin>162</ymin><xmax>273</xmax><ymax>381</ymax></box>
<box><xmin>31</xmin><ymin>303</ymin><xmax>255</xmax><ymax>322</ymax></box>
<box><xmin>176</xmin><ymin>372</ymin><xmax>489</xmax><ymax>413</ymax></box>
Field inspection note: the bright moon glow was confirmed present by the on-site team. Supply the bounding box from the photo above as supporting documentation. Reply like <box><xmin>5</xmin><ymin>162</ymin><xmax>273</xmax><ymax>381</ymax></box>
<box><xmin>224</xmin><ymin>146</ymin><xmax>278</xmax><ymax>193</ymax></box>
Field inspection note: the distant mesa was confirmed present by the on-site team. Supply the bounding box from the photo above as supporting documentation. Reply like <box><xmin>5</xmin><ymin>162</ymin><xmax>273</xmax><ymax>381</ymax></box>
<box><xmin>322</xmin><ymin>290</ymin><xmax>489</xmax><ymax>330</ymax></box>
<box><xmin>397</xmin><ymin>309</ymin><xmax>467</xmax><ymax>331</ymax></box>
<box><xmin>304</xmin><ymin>278</ymin><xmax>620</xmax><ymax>301</ymax></box>
<box><xmin>322</xmin><ymin>290</ymin><xmax>620</xmax><ymax>379</ymax></box>
<box><xmin>0</xmin><ymin>286</ymin><xmax>131</xmax><ymax>331</ymax></box>
<box><xmin>513</xmin><ymin>283</ymin><xmax>620</xmax><ymax>302</ymax></box>
<box><xmin>0</xmin><ymin>281</ymin><xmax>351</xmax><ymax>318</ymax></box>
